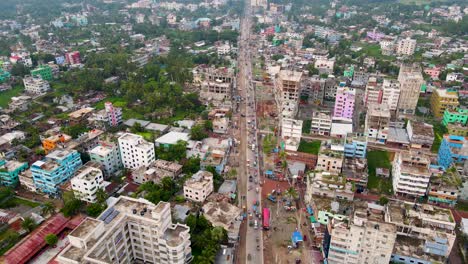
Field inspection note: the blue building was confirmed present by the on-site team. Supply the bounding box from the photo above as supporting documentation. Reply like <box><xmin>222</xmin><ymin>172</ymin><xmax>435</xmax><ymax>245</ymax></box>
<box><xmin>31</xmin><ymin>149</ymin><xmax>82</xmax><ymax>195</ymax></box>
<box><xmin>437</xmin><ymin>135</ymin><xmax>468</xmax><ymax>169</ymax></box>
<box><xmin>344</xmin><ymin>133</ymin><xmax>367</xmax><ymax>158</ymax></box>
<box><xmin>0</xmin><ymin>160</ymin><xmax>28</xmax><ymax>187</ymax></box>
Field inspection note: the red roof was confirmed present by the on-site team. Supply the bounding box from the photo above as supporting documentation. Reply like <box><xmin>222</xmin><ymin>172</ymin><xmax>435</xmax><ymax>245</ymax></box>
<box><xmin>3</xmin><ymin>214</ymin><xmax>81</xmax><ymax>264</ymax></box>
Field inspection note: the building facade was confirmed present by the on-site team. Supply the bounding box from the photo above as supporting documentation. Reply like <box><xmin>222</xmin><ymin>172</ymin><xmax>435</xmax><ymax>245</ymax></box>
<box><xmin>23</xmin><ymin>76</ymin><xmax>50</xmax><ymax>94</ymax></box>
<box><xmin>430</xmin><ymin>89</ymin><xmax>459</xmax><ymax>118</ymax></box>
<box><xmin>311</xmin><ymin>111</ymin><xmax>332</xmax><ymax>136</ymax></box>
<box><xmin>365</xmin><ymin>103</ymin><xmax>391</xmax><ymax>144</ymax></box>
<box><xmin>31</xmin><ymin>64</ymin><xmax>53</xmax><ymax>81</ymax></box>
<box><xmin>442</xmin><ymin>107</ymin><xmax>468</xmax><ymax>126</ymax></box>
<box><xmin>118</xmin><ymin>133</ymin><xmax>155</xmax><ymax>169</ymax></box>
<box><xmin>437</xmin><ymin>135</ymin><xmax>468</xmax><ymax>169</ymax></box>
<box><xmin>381</xmin><ymin>79</ymin><xmax>400</xmax><ymax>111</ymax></box>
<box><xmin>392</xmin><ymin>151</ymin><xmax>431</xmax><ymax>197</ymax></box>
<box><xmin>71</xmin><ymin>165</ymin><xmax>105</xmax><ymax>203</ymax></box>
<box><xmin>89</xmin><ymin>142</ymin><xmax>122</xmax><ymax>177</ymax></box>
<box><xmin>31</xmin><ymin>149</ymin><xmax>83</xmax><ymax>194</ymax></box>
<box><xmin>344</xmin><ymin>133</ymin><xmax>367</xmax><ymax>158</ymax></box>
<box><xmin>333</xmin><ymin>86</ymin><xmax>355</xmax><ymax>120</ymax></box>
<box><xmin>396</xmin><ymin>38</ymin><xmax>416</xmax><ymax>56</ymax></box>
<box><xmin>397</xmin><ymin>64</ymin><xmax>424</xmax><ymax>115</ymax></box>
<box><xmin>183</xmin><ymin>170</ymin><xmax>213</xmax><ymax>203</ymax></box>
<box><xmin>0</xmin><ymin>159</ymin><xmax>28</xmax><ymax>187</ymax></box>
<box><xmin>276</xmin><ymin>70</ymin><xmax>303</xmax><ymax>118</ymax></box>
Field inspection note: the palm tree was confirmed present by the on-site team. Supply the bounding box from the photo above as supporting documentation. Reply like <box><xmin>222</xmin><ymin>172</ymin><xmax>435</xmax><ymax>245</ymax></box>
<box><xmin>41</xmin><ymin>202</ymin><xmax>55</xmax><ymax>216</ymax></box>
<box><xmin>21</xmin><ymin>217</ymin><xmax>37</xmax><ymax>233</ymax></box>
<box><xmin>285</xmin><ymin>187</ymin><xmax>299</xmax><ymax>201</ymax></box>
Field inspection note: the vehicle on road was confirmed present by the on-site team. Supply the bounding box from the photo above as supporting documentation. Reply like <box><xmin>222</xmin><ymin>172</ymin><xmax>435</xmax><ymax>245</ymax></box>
<box><xmin>267</xmin><ymin>194</ymin><xmax>277</xmax><ymax>203</ymax></box>
<box><xmin>249</xmin><ymin>175</ymin><xmax>253</xmax><ymax>182</ymax></box>
<box><xmin>254</xmin><ymin>220</ymin><xmax>258</xmax><ymax>229</ymax></box>
<box><xmin>262</xmin><ymin>207</ymin><xmax>270</xmax><ymax>230</ymax></box>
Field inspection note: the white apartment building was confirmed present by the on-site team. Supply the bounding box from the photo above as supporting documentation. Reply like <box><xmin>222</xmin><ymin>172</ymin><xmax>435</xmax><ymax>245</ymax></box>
<box><xmin>183</xmin><ymin>170</ymin><xmax>213</xmax><ymax>203</ymax></box>
<box><xmin>396</xmin><ymin>38</ymin><xmax>416</xmax><ymax>56</ymax></box>
<box><xmin>381</xmin><ymin>79</ymin><xmax>400</xmax><ymax>111</ymax></box>
<box><xmin>311</xmin><ymin>111</ymin><xmax>332</xmax><ymax>136</ymax></box>
<box><xmin>217</xmin><ymin>42</ymin><xmax>231</xmax><ymax>55</ymax></box>
<box><xmin>397</xmin><ymin>64</ymin><xmax>424</xmax><ymax>115</ymax></box>
<box><xmin>316</xmin><ymin>142</ymin><xmax>344</xmax><ymax>174</ymax></box>
<box><xmin>380</xmin><ymin>40</ymin><xmax>395</xmax><ymax>56</ymax></box>
<box><xmin>23</xmin><ymin>75</ymin><xmax>50</xmax><ymax>94</ymax></box>
<box><xmin>327</xmin><ymin>203</ymin><xmax>397</xmax><ymax>264</ymax></box>
<box><xmin>89</xmin><ymin>142</ymin><xmax>122</xmax><ymax>176</ymax></box>
<box><xmin>118</xmin><ymin>133</ymin><xmax>155</xmax><ymax>169</ymax></box>
<box><xmin>57</xmin><ymin>196</ymin><xmax>192</xmax><ymax>264</ymax></box>
<box><xmin>392</xmin><ymin>151</ymin><xmax>431</xmax><ymax>197</ymax></box>
<box><xmin>71</xmin><ymin>165</ymin><xmax>105</xmax><ymax>203</ymax></box>
<box><xmin>281</xmin><ymin>118</ymin><xmax>303</xmax><ymax>151</ymax></box>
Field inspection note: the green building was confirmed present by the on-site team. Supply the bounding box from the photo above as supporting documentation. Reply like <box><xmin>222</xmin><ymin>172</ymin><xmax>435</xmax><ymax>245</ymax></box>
<box><xmin>0</xmin><ymin>68</ymin><xmax>11</xmax><ymax>83</ymax></box>
<box><xmin>442</xmin><ymin>107</ymin><xmax>468</xmax><ymax>126</ymax></box>
<box><xmin>0</xmin><ymin>160</ymin><xmax>28</xmax><ymax>187</ymax></box>
<box><xmin>31</xmin><ymin>65</ymin><xmax>53</xmax><ymax>81</ymax></box>
<box><xmin>343</xmin><ymin>65</ymin><xmax>354</xmax><ymax>78</ymax></box>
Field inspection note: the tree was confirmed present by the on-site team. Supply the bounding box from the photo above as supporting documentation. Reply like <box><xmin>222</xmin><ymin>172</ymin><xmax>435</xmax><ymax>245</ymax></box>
<box><xmin>131</xmin><ymin>122</ymin><xmax>145</xmax><ymax>133</ymax></box>
<box><xmin>95</xmin><ymin>188</ymin><xmax>108</xmax><ymax>204</ymax></box>
<box><xmin>21</xmin><ymin>217</ymin><xmax>37</xmax><ymax>233</ymax></box>
<box><xmin>190</xmin><ymin>125</ymin><xmax>208</xmax><ymax>140</ymax></box>
<box><xmin>45</xmin><ymin>234</ymin><xmax>58</xmax><ymax>246</ymax></box>
<box><xmin>379</xmin><ymin>196</ymin><xmax>389</xmax><ymax>205</ymax></box>
<box><xmin>183</xmin><ymin>157</ymin><xmax>201</xmax><ymax>174</ymax></box>
<box><xmin>285</xmin><ymin>187</ymin><xmax>299</xmax><ymax>200</ymax></box>
<box><xmin>86</xmin><ymin>203</ymin><xmax>106</xmax><ymax>217</ymax></box>
<box><xmin>41</xmin><ymin>201</ymin><xmax>55</xmax><ymax>216</ymax></box>
<box><xmin>61</xmin><ymin>193</ymin><xmax>83</xmax><ymax>217</ymax></box>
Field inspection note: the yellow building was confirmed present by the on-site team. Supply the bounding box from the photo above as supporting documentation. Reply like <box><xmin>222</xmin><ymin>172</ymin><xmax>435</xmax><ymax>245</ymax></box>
<box><xmin>430</xmin><ymin>89</ymin><xmax>459</xmax><ymax>118</ymax></box>
<box><xmin>42</xmin><ymin>134</ymin><xmax>72</xmax><ymax>153</ymax></box>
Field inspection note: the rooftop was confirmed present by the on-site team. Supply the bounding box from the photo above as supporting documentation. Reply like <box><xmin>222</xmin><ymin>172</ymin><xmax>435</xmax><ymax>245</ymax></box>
<box><xmin>69</xmin><ymin>107</ymin><xmax>94</xmax><ymax>119</ymax></box>
<box><xmin>155</xmin><ymin>131</ymin><xmax>190</xmax><ymax>145</ymax></box>
<box><xmin>279</xmin><ymin>70</ymin><xmax>303</xmax><ymax>82</ymax></box>
<box><xmin>202</xmin><ymin>201</ymin><xmax>242</xmax><ymax>230</ymax></box>
<box><xmin>409</xmin><ymin>121</ymin><xmax>434</xmax><ymax>138</ymax></box>
<box><xmin>185</xmin><ymin>170</ymin><xmax>213</xmax><ymax>189</ymax></box>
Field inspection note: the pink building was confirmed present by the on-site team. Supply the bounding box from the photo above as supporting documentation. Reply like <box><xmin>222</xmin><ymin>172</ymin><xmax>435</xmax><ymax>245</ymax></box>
<box><xmin>424</xmin><ymin>66</ymin><xmax>442</xmax><ymax>79</ymax></box>
<box><xmin>65</xmin><ymin>51</ymin><xmax>81</xmax><ymax>65</ymax></box>
<box><xmin>334</xmin><ymin>86</ymin><xmax>355</xmax><ymax>120</ymax></box>
<box><xmin>366</xmin><ymin>30</ymin><xmax>385</xmax><ymax>41</ymax></box>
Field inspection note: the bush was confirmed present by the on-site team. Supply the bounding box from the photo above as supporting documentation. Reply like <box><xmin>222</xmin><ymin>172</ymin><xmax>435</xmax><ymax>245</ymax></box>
<box><xmin>44</xmin><ymin>234</ymin><xmax>58</xmax><ymax>246</ymax></box>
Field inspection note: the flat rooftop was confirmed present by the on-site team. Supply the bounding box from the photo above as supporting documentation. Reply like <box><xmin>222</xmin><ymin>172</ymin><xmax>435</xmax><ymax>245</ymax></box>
<box><xmin>279</xmin><ymin>70</ymin><xmax>303</xmax><ymax>82</ymax></box>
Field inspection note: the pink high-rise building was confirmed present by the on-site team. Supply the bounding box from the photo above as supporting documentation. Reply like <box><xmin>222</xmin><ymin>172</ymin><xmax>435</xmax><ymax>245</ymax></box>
<box><xmin>333</xmin><ymin>85</ymin><xmax>355</xmax><ymax>120</ymax></box>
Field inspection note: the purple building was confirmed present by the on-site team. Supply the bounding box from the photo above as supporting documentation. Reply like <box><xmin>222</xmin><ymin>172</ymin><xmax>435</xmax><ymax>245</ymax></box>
<box><xmin>367</xmin><ymin>30</ymin><xmax>385</xmax><ymax>41</ymax></box>
<box><xmin>333</xmin><ymin>85</ymin><xmax>355</xmax><ymax>120</ymax></box>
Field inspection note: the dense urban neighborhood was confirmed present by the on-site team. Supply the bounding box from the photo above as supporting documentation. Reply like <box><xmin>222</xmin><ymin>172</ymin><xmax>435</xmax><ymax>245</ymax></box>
<box><xmin>0</xmin><ymin>0</ymin><xmax>467</xmax><ymax>263</ymax></box>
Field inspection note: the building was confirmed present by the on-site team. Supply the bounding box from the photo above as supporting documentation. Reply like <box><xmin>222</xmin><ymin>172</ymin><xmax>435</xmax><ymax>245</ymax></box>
<box><xmin>310</xmin><ymin>111</ymin><xmax>332</xmax><ymax>136</ymax></box>
<box><xmin>199</xmin><ymin>67</ymin><xmax>234</xmax><ymax>107</ymax></box>
<box><xmin>364</xmin><ymin>77</ymin><xmax>382</xmax><ymax>106</ymax></box>
<box><xmin>23</xmin><ymin>75</ymin><xmax>50</xmax><ymax>94</ymax></box>
<box><xmin>118</xmin><ymin>133</ymin><xmax>155</xmax><ymax>169</ymax></box>
<box><xmin>406</xmin><ymin>121</ymin><xmax>434</xmax><ymax>150</ymax></box>
<box><xmin>0</xmin><ymin>159</ymin><xmax>28</xmax><ymax>187</ymax></box>
<box><xmin>314</xmin><ymin>59</ymin><xmax>335</xmax><ymax>74</ymax></box>
<box><xmin>342</xmin><ymin>158</ymin><xmax>368</xmax><ymax>191</ymax></box>
<box><xmin>430</xmin><ymin>89</ymin><xmax>459</xmax><ymax>118</ymax></box>
<box><xmin>365</xmin><ymin>103</ymin><xmax>391</xmax><ymax>144</ymax></box>
<box><xmin>154</xmin><ymin>132</ymin><xmax>189</xmax><ymax>148</ymax></box>
<box><xmin>104</xmin><ymin>102</ymin><xmax>123</xmax><ymax>127</ymax></box>
<box><xmin>69</xmin><ymin>107</ymin><xmax>94</xmax><ymax>126</ymax></box>
<box><xmin>396</xmin><ymin>38</ymin><xmax>416</xmax><ymax>56</ymax></box>
<box><xmin>57</xmin><ymin>196</ymin><xmax>192</xmax><ymax>264</ymax></box>
<box><xmin>326</xmin><ymin>202</ymin><xmax>397</xmax><ymax>264</ymax></box>
<box><xmin>333</xmin><ymin>86</ymin><xmax>355</xmax><ymax>120</ymax></box>
<box><xmin>0</xmin><ymin>68</ymin><xmax>11</xmax><ymax>83</ymax></box>
<box><xmin>442</xmin><ymin>107</ymin><xmax>468</xmax><ymax>126</ymax></box>
<box><xmin>183</xmin><ymin>170</ymin><xmax>213</xmax><ymax>203</ymax></box>
<box><xmin>392</xmin><ymin>151</ymin><xmax>431</xmax><ymax>197</ymax></box>
<box><xmin>65</xmin><ymin>51</ymin><xmax>81</xmax><ymax>65</ymax></box>
<box><xmin>428</xmin><ymin>169</ymin><xmax>460</xmax><ymax>207</ymax></box>
<box><xmin>71</xmin><ymin>164</ymin><xmax>105</xmax><ymax>203</ymax></box>
<box><xmin>397</xmin><ymin>64</ymin><xmax>424</xmax><ymax>115</ymax></box>
<box><xmin>132</xmin><ymin>159</ymin><xmax>183</xmax><ymax>184</ymax></box>
<box><xmin>31</xmin><ymin>149</ymin><xmax>83</xmax><ymax>195</ymax></box>
<box><xmin>381</xmin><ymin>79</ymin><xmax>400</xmax><ymax>111</ymax></box>
<box><xmin>344</xmin><ymin>133</ymin><xmax>367</xmax><ymax>158</ymax></box>
<box><xmin>447</xmin><ymin>123</ymin><xmax>468</xmax><ymax>137</ymax></box>
<box><xmin>330</xmin><ymin>117</ymin><xmax>353</xmax><ymax>138</ymax></box>
<box><xmin>42</xmin><ymin>134</ymin><xmax>72</xmax><ymax>154</ymax></box>
<box><xmin>308</xmin><ymin>171</ymin><xmax>354</xmax><ymax>201</ymax></box>
<box><xmin>281</xmin><ymin>118</ymin><xmax>303</xmax><ymax>151</ymax></box>
<box><xmin>31</xmin><ymin>64</ymin><xmax>53</xmax><ymax>81</ymax></box>
<box><xmin>276</xmin><ymin>70</ymin><xmax>303</xmax><ymax>118</ymax></box>
<box><xmin>437</xmin><ymin>135</ymin><xmax>468</xmax><ymax>169</ymax></box>
<box><xmin>89</xmin><ymin>142</ymin><xmax>122</xmax><ymax>177</ymax></box>
<box><xmin>301</xmin><ymin>76</ymin><xmax>325</xmax><ymax>105</ymax></box>
<box><xmin>316</xmin><ymin>141</ymin><xmax>344</xmax><ymax>174</ymax></box>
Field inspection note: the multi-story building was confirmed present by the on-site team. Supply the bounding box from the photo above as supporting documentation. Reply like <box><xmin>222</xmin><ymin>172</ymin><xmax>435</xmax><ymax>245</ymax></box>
<box><xmin>437</xmin><ymin>135</ymin><xmax>468</xmax><ymax>169</ymax></box>
<box><xmin>23</xmin><ymin>75</ymin><xmax>50</xmax><ymax>94</ymax></box>
<box><xmin>276</xmin><ymin>70</ymin><xmax>303</xmax><ymax>118</ymax></box>
<box><xmin>397</xmin><ymin>64</ymin><xmax>424</xmax><ymax>115</ymax></box>
<box><xmin>31</xmin><ymin>64</ymin><xmax>53</xmax><ymax>81</ymax></box>
<box><xmin>105</xmin><ymin>102</ymin><xmax>123</xmax><ymax>127</ymax></box>
<box><xmin>365</xmin><ymin>103</ymin><xmax>390</xmax><ymax>143</ymax></box>
<box><xmin>344</xmin><ymin>133</ymin><xmax>367</xmax><ymax>158</ymax></box>
<box><xmin>380</xmin><ymin>39</ymin><xmax>396</xmax><ymax>56</ymax></box>
<box><xmin>301</xmin><ymin>75</ymin><xmax>325</xmax><ymax>105</ymax></box>
<box><xmin>0</xmin><ymin>68</ymin><xmax>11</xmax><ymax>83</ymax></box>
<box><xmin>314</xmin><ymin>59</ymin><xmax>335</xmax><ymax>75</ymax></box>
<box><xmin>326</xmin><ymin>202</ymin><xmax>397</xmax><ymax>264</ymax></box>
<box><xmin>430</xmin><ymin>89</ymin><xmax>459</xmax><ymax>118</ymax></box>
<box><xmin>364</xmin><ymin>77</ymin><xmax>382</xmax><ymax>106</ymax></box>
<box><xmin>118</xmin><ymin>133</ymin><xmax>155</xmax><ymax>169</ymax></box>
<box><xmin>31</xmin><ymin>149</ymin><xmax>83</xmax><ymax>195</ymax></box>
<box><xmin>316</xmin><ymin>141</ymin><xmax>344</xmax><ymax>174</ymax></box>
<box><xmin>57</xmin><ymin>196</ymin><xmax>192</xmax><ymax>264</ymax></box>
<box><xmin>89</xmin><ymin>142</ymin><xmax>122</xmax><ymax>177</ymax></box>
<box><xmin>0</xmin><ymin>159</ymin><xmax>28</xmax><ymax>187</ymax></box>
<box><xmin>133</xmin><ymin>159</ymin><xmax>183</xmax><ymax>185</ymax></box>
<box><xmin>396</xmin><ymin>38</ymin><xmax>416</xmax><ymax>56</ymax></box>
<box><xmin>71</xmin><ymin>164</ymin><xmax>105</xmax><ymax>203</ymax></box>
<box><xmin>381</xmin><ymin>79</ymin><xmax>400</xmax><ymax>111</ymax></box>
<box><xmin>199</xmin><ymin>67</ymin><xmax>234</xmax><ymax>107</ymax></box>
<box><xmin>342</xmin><ymin>158</ymin><xmax>368</xmax><ymax>191</ymax></box>
<box><xmin>281</xmin><ymin>118</ymin><xmax>303</xmax><ymax>151</ymax></box>
<box><xmin>407</xmin><ymin>121</ymin><xmax>434</xmax><ymax>150</ymax></box>
<box><xmin>324</xmin><ymin>76</ymin><xmax>337</xmax><ymax>99</ymax></box>
<box><xmin>442</xmin><ymin>107</ymin><xmax>468</xmax><ymax>126</ymax></box>
<box><xmin>447</xmin><ymin>123</ymin><xmax>468</xmax><ymax>137</ymax></box>
<box><xmin>333</xmin><ymin>86</ymin><xmax>355</xmax><ymax>120</ymax></box>
<box><xmin>183</xmin><ymin>170</ymin><xmax>213</xmax><ymax>203</ymax></box>
<box><xmin>311</xmin><ymin>110</ymin><xmax>332</xmax><ymax>136</ymax></box>
<box><xmin>428</xmin><ymin>169</ymin><xmax>460</xmax><ymax>207</ymax></box>
<box><xmin>65</xmin><ymin>51</ymin><xmax>81</xmax><ymax>65</ymax></box>
<box><xmin>42</xmin><ymin>134</ymin><xmax>72</xmax><ymax>154</ymax></box>
<box><xmin>392</xmin><ymin>151</ymin><xmax>431</xmax><ymax>197</ymax></box>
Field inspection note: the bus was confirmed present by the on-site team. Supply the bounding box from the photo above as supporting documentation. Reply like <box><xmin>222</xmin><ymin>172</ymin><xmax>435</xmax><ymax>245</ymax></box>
<box><xmin>262</xmin><ymin>208</ymin><xmax>270</xmax><ymax>230</ymax></box>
